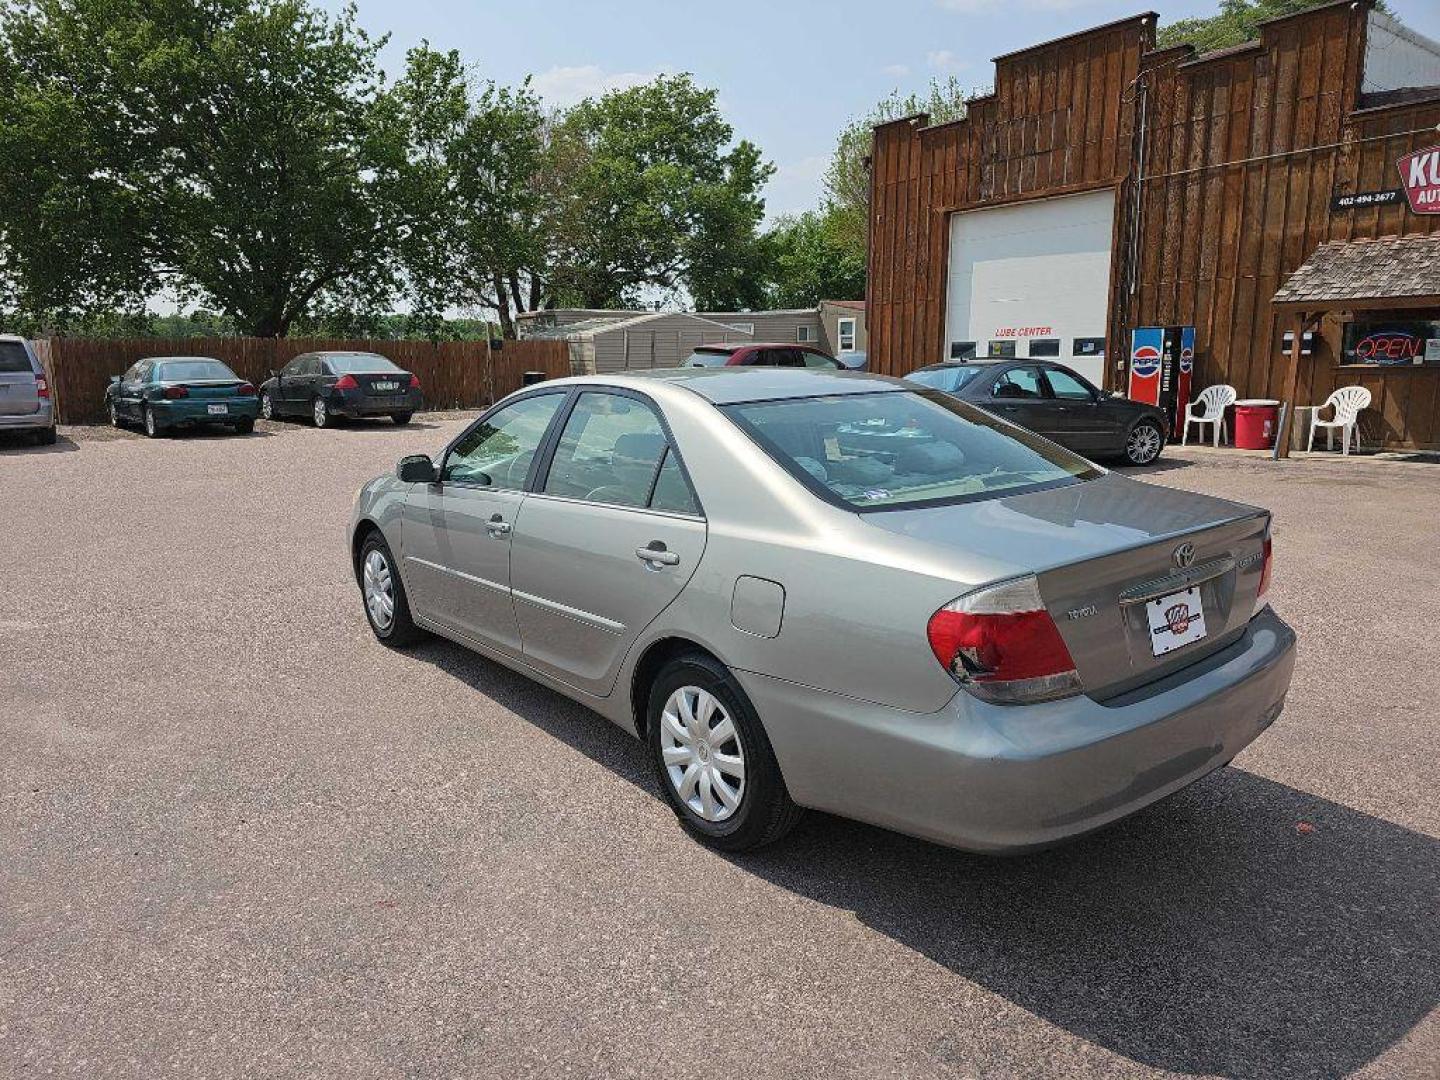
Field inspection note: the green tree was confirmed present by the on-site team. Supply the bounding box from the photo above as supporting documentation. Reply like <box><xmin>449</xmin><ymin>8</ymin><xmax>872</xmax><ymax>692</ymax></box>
<box><xmin>1157</xmin><ymin>0</ymin><xmax>1390</xmax><ymax>52</ymax></box>
<box><xmin>548</xmin><ymin>74</ymin><xmax>774</xmax><ymax>309</ymax></box>
<box><xmin>823</xmin><ymin>77</ymin><xmax>974</xmax><ymax>269</ymax></box>
<box><xmin>761</xmin><ymin>210</ymin><xmax>865</xmax><ymax>309</ymax></box>
<box><xmin>0</xmin><ymin>0</ymin><xmax>403</xmax><ymax>336</ymax></box>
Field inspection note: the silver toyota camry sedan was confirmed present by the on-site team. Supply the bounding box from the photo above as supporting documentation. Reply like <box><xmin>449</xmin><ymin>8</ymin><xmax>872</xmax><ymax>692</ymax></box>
<box><xmin>349</xmin><ymin>368</ymin><xmax>1296</xmax><ymax>853</ymax></box>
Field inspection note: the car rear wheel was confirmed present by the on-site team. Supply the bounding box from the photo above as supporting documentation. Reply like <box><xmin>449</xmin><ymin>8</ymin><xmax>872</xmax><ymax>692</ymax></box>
<box><xmin>359</xmin><ymin>533</ymin><xmax>423</xmax><ymax>646</ymax></box>
<box><xmin>259</xmin><ymin>392</ymin><xmax>275</xmax><ymax>421</ymax></box>
<box><xmin>312</xmin><ymin>396</ymin><xmax>330</xmax><ymax>428</ymax></box>
<box><xmin>1125</xmin><ymin>419</ymin><xmax>1164</xmax><ymax>466</ymax></box>
<box><xmin>233</xmin><ymin>418</ymin><xmax>254</xmax><ymax>435</ymax></box>
<box><xmin>34</xmin><ymin>425</ymin><xmax>57</xmax><ymax>446</ymax></box>
<box><xmin>392</xmin><ymin>412</ymin><xmax>413</xmax><ymax>425</ymax></box>
<box><xmin>143</xmin><ymin>407</ymin><xmax>161</xmax><ymax>438</ymax></box>
<box><xmin>647</xmin><ymin>652</ymin><xmax>801</xmax><ymax>851</ymax></box>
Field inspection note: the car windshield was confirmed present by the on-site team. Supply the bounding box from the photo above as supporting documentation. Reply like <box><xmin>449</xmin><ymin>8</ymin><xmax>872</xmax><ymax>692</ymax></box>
<box><xmin>904</xmin><ymin>365</ymin><xmax>986</xmax><ymax>392</ymax></box>
<box><xmin>684</xmin><ymin>350</ymin><xmax>732</xmax><ymax>368</ymax></box>
<box><xmin>155</xmin><ymin>359</ymin><xmax>236</xmax><ymax>382</ymax></box>
<box><xmin>326</xmin><ymin>354</ymin><xmax>401</xmax><ymax>374</ymax></box>
<box><xmin>721</xmin><ymin>389</ymin><xmax>1101</xmax><ymax>510</ymax></box>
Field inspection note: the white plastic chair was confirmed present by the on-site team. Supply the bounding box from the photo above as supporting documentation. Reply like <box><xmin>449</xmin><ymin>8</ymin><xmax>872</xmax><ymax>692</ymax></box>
<box><xmin>1182</xmin><ymin>384</ymin><xmax>1236</xmax><ymax>447</ymax></box>
<box><xmin>1305</xmin><ymin>386</ymin><xmax>1372</xmax><ymax>455</ymax></box>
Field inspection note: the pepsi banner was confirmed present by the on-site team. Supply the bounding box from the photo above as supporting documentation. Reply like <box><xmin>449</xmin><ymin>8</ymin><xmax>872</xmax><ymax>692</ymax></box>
<box><xmin>1128</xmin><ymin>327</ymin><xmax>1163</xmax><ymax>406</ymax></box>
<box><xmin>1176</xmin><ymin>326</ymin><xmax>1195</xmax><ymax>438</ymax></box>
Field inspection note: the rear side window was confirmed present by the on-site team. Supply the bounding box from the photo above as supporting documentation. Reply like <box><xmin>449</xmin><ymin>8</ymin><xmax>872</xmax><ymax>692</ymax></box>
<box><xmin>684</xmin><ymin>350</ymin><xmax>731</xmax><ymax>367</ymax></box>
<box><xmin>544</xmin><ymin>392</ymin><xmax>669</xmax><ymax>507</ymax></box>
<box><xmin>0</xmin><ymin>341</ymin><xmax>33</xmax><ymax>373</ymax></box>
<box><xmin>649</xmin><ymin>449</ymin><xmax>699</xmax><ymax>515</ymax></box>
<box><xmin>721</xmin><ymin>390</ymin><xmax>1100</xmax><ymax>511</ymax></box>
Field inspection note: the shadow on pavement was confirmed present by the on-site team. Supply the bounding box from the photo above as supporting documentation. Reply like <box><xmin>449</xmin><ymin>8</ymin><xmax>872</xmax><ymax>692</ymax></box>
<box><xmin>417</xmin><ymin>637</ymin><xmax>1437</xmax><ymax>1079</ymax></box>
<box><xmin>0</xmin><ymin>432</ymin><xmax>79</xmax><ymax>454</ymax></box>
<box><xmin>1115</xmin><ymin>455</ymin><xmax>1195</xmax><ymax>475</ymax></box>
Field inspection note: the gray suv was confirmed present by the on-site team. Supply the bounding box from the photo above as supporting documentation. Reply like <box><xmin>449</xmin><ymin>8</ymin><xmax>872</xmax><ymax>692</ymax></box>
<box><xmin>0</xmin><ymin>336</ymin><xmax>57</xmax><ymax>445</ymax></box>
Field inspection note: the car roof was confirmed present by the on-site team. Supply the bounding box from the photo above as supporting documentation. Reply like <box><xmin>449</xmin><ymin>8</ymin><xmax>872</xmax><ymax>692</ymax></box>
<box><xmin>142</xmin><ymin>355</ymin><xmax>225</xmax><ymax>363</ymax></box>
<box><xmin>550</xmin><ymin>367</ymin><xmax>908</xmax><ymax>406</ymax></box>
<box><xmin>694</xmin><ymin>342</ymin><xmax>828</xmax><ymax>352</ymax></box>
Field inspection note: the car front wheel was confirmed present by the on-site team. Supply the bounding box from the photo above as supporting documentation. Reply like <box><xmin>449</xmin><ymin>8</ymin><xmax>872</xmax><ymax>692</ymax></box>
<box><xmin>108</xmin><ymin>399</ymin><xmax>121</xmax><ymax>428</ymax></box>
<box><xmin>359</xmin><ymin>533</ymin><xmax>423</xmax><ymax>646</ymax></box>
<box><xmin>647</xmin><ymin>652</ymin><xmax>801</xmax><ymax>851</ymax></box>
<box><xmin>259</xmin><ymin>392</ymin><xmax>275</xmax><ymax>421</ymax></box>
<box><xmin>1125</xmin><ymin>419</ymin><xmax>1165</xmax><ymax>466</ymax></box>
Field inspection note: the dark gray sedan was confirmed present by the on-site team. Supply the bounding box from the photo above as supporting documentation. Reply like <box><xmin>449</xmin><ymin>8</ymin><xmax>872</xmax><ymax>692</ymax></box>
<box><xmin>905</xmin><ymin>360</ymin><xmax>1169</xmax><ymax>466</ymax></box>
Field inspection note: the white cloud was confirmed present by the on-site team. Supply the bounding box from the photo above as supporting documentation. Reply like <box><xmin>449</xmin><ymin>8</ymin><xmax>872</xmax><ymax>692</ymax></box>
<box><xmin>530</xmin><ymin>64</ymin><xmax>666</xmax><ymax>107</ymax></box>
<box><xmin>881</xmin><ymin>63</ymin><xmax>911</xmax><ymax>78</ymax></box>
<box><xmin>764</xmin><ymin>155</ymin><xmax>828</xmax><ymax>222</ymax></box>
<box><xmin>926</xmin><ymin>49</ymin><xmax>969</xmax><ymax>72</ymax></box>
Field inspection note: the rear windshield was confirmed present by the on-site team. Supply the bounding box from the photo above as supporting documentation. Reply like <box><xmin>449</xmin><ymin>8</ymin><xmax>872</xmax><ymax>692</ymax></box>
<box><xmin>155</xmin><ymin>359</ymin><xmax>237</xmax><ymax>382</ymax></box>
<box><xmin>904</xmin><ymin>365</ymin><xmax>986</xmax><ymax>393</ymax></box>
<box><xmin>0</xmin><ymin>341</ymin><xmax>33</xmax><ymax>373</ymax></box>
<box><xmin>326</xmin><ymin>354</ymin><xmax>400</xmax><ymax>374</ymax></box>
<box><xmin>721</xmin><ymin>389</ymin><xmax>1101</xmax><ymax>511</ymax></box>
<box><xmin>684</xmin><ymin>349</ymin><xmax>732</xmax><ymax>368</ymax></box>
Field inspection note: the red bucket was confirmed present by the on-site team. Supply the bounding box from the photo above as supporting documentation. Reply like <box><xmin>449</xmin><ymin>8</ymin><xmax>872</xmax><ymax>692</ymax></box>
<box><xmin>1233</xmin><ymin>399</ymin><xmax>1280</xmax><ymax>450</ymax></box>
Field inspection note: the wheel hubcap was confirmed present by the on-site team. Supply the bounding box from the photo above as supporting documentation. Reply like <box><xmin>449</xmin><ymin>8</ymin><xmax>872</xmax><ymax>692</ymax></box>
<box><xmin>314</xmin><ymin>400</ymin><xmax>325</xmax><ymax>425</ymax></box>
<box><xmin>261</xmin><ymin>395</ymin><xmax>272</xmax><ymax>419</ymax></box>
<box><xmin>363</xmin><ymin>549</ymin><xmax>395</xmax><ymax>630</ymax></box>
<box><xmin>1129</xmin><ymin>425</ymin><xmax>1161</xmax><ymax>462</ymax></box>
<box><xmin>145</xmin><ymin>411</ymin><xmax>155</xmax><ymax>435</ymax></box>
<box><xmin>660</xmin><ymin>686</ymin><xmax>746</xmax><ymax>823</ymax></box>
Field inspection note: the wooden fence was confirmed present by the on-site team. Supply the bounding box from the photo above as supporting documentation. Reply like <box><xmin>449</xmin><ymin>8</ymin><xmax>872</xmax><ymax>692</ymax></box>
<box><xmin>40</xmin><ymin>337</ymin><xmax>573</xmax><ymax>425</ymax></box>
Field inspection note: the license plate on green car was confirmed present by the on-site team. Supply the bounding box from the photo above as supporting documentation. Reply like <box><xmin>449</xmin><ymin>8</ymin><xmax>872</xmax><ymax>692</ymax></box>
<box><xmin>207</xmin><ymin>403</ymin><xmax>228</xmax><ymax>415</ymax></box>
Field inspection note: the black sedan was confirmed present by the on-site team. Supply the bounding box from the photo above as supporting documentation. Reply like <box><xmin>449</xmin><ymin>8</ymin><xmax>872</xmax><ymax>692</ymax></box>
<box><xmin>258</xmin><ymin>351</ymin><xmax>422</xmax><ymax>428</ymax></box>
<box><xmin>903</xmin><ymin>360</ymin><xmax>1168</xmax><ymax>466</ymax></box>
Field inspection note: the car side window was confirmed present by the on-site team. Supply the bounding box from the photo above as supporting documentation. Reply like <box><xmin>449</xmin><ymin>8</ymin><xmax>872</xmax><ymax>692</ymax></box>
<box><xmin>122</xmin><ymin>364</ymin><xmax>141</xmax><ymax>383</ymax></box>
<box><xmin>137</xmin><ymin>362</ymin><xmax>154</xmax><ymax>382</ymax></box>
<box><xmin>799</xmin><ymin>350</ymin><xmax>838</xmax><ymax>369</ymax></box>
<box><xmin>443</xmin><ymin>393</ymin><xmax>564</xmax><ymax>489</ymax></box>
<box><xmin>648</xmin><ymin>448</ymin><xmax>700</xmax><ymax>516</ymax></box>
<box><xmin>283</xmin><ymin>357</ymin><xmax>305</xmax><ymax>377</ymax></box>
<box><xmin>1044</xmin><ymin>368</ymin><xmax>1097</xmax><ymax>401</ymax></box>
<box><xmin>992</xmin><ymin>367</ymin><xmax>1046</xmax><ymax>399</ymax></box>
<box><xmin>543</xmin><ymin>391</ymin><xmax>669</xmax><ymax>508</ymax></box>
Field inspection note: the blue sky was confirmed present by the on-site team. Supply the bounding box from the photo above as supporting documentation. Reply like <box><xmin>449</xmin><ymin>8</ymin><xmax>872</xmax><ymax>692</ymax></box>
<box><xmin>324</xmin><ymin>0</ymin><xmax>1440</xmax><ymax>221</ymax></box>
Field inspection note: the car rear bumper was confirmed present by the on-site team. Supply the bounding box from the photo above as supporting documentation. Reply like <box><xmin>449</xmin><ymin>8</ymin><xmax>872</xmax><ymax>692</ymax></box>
<box><xmin>328</xmin><ymin>388</ymin><xmax>422</xmax><ymax>416</ymax></box>
<box><xmin>739</xmin><ymin>605</ymin><xmax>1297</xmax><ymax>853</ymax></box>
<box><xmin>152</xmin><ymin>398</ymin><xmax>260</xmax><ymax>425</ymax></box>
<box><xmin>0</xmin><ymin>402</ymin><xmax>54</xmax><ymax>430</ymax></box>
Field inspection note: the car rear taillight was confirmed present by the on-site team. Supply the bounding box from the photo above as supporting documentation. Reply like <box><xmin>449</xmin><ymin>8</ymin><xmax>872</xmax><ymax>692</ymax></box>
<box><xmin>334</xmin><ymin>374</ymin><xmax>359</xmax><ymax>390</ymax></box>
<box><xmin>34</xmin><ymin>374</ymin><xmax>50</xmax><ymax>398</ymax></box>
<box><xmin>408</xmin><ymin>374</ymin><xmax>420</xmax><ymax>390</ymax></box>
<box><xmin>927</xmin><ymin>575</ymin><xmax>1083</xmax><ymax>705</ymax></box>
<box><xmin>1253</xmin><ymin>533</ymin><xmax>1273</xmax><ymax>617</ymax></box>
<box><xmin>237</xmin><ymin>382</ymin><xmax>256</xmax><ymax>396</ymax></box>
<box><xmin>163</xmin><ymin>385</ymin><xmax>189</xmax><ymax>399</ymax></box>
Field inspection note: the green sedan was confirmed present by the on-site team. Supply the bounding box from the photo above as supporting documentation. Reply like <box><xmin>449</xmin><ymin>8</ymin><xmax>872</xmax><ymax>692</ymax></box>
<box><xmin>106</xmin><ymin>357</ymin><xmax>261</xmax><ymax>437</ymax></box>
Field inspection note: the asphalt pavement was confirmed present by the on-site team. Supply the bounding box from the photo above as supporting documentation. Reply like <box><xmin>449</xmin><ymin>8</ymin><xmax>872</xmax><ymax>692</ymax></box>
<box><xmin>2</xmin><ymin>417</ymin><xmax>1436</xmax><ymax>1079</ymax></box>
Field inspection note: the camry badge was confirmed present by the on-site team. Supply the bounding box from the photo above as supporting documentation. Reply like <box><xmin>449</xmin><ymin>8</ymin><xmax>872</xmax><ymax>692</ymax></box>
<box><xmin>1173</xmin><ymin>542</ymin><xmax>1196</xmax><ymax>568</ymax></box>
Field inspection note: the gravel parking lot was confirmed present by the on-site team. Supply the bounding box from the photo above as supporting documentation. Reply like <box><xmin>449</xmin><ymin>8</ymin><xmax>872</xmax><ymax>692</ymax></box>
<box><xmin>2</xmin><ymin>417</ymin><xmax>1436</xmax><ymax>1079</ymax></box>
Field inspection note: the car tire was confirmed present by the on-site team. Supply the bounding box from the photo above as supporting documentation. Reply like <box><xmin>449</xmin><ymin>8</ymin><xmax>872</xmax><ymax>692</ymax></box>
<box><xmin>143</xmin><ymin>406</ymin><xmax>162</xmax><ymax>438</ymax></box>
<box><xmin>312</xmin><ymin>396</ymin><xmax>331</xmax><ymax>428</ymax></box>
<box><xmin>233</xmin><ymin>418</ymin><xmax>255</xmax><ymax>435</ymax></box>
<box><xmin>1124</xmin><ymin>419</ymin><xmax>1165</xmax><ymax>466</ymax></box>
<box><xmin>392</xmin><ymin>411</ymin><xmax>413</xmax><ymax>426</ymax></box>
<box><xmin>359</xmin><ymin>532</ymin><xmax>423</xmax><ymax>647</ymax></box>
<box><xmin>108</xmin><ymin>399</ymin><xmax>122</xmax><ymax>428</ymax></box>
<box><xmin>647</xmin><ymin>652</ymin><xmax>802</xmax><ymax>852</ymax></box>
<box><xmin>34</xmin><ymin>425</ymin><xmax>58</xmax><ymax>446</ymax></box>
<box><xmin>259</xmin><ymin>392</ymin><xmax>276</xmax><ymax>421</ymax></box>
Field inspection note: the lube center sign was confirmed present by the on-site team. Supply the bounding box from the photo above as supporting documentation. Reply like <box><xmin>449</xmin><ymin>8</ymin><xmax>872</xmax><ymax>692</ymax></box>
<box><xmin>1397</xmin><ymin>145</ymin><xmax>1440</xmax><ymax>214</ymax></box>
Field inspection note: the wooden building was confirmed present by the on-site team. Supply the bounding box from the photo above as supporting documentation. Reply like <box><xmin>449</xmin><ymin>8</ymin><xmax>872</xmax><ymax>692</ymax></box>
<box><xmin>867</xmin><ymin>1</ymin><xmax>1440</xmax><ymax>449</ymax></box>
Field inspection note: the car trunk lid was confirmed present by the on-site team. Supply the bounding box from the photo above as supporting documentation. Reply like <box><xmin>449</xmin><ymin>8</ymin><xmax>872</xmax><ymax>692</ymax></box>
<box><xmin>864</xmin><ymin>473</ymin><xmax>1270</xmax><ymax>700</ymax></box>
<box><xmin>166</xmin><ymin>380</ymin><xmax>249</xmax><ymax>399</ymax></box>
<box><xmin>0</xmin><ymin>341</ymin><xmax>40</xmax><ymax>415</ymax></box>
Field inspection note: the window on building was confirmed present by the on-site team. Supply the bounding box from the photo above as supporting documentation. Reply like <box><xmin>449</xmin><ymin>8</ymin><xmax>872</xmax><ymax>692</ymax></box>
<box><xmin>1072</xmin><ymin>337</ymin><xmax>1106</xmax><ymax>358</ymax></box>
<box><xmin>1028</xmin><ymin>339</ymin><xmax>1060</xmax><ymax>358</ymax></box>
<box><xmin>727</xmin><ymin>322</ymin><xmax>754</xmax><ymax>335</ymax></box>
<box><xmin>796</xmin><ymin>325</ymin><xmax>813</xmax><ymax>343</ymax></box>
<box><xmin>837</xmin><ymin>317</ymin><xmax>857</xmax><ymax>352</ymax></box>
<box><xmin>987</xmin><ymin>340</ymin><xmax>1017</xmax><ymax>359</ymax></box>
<box><xmin>1341</xmin><ymin>317</ymin><xmax>1440</xmax><ymax>366</ymax></box>
<box><xmin>949</xmin><ymin>341</ymin><xmax>977</xmax><ymax>360</ymax></box>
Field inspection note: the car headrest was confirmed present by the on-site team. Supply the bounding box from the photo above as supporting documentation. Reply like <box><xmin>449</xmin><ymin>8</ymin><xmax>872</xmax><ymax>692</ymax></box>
<box><xmin>613</xmin><ymin>432</ymin><xmax>667</xmax><ymax>464</ymax></box>
<box><xmin>895</xmin><ymin>440</ymin><xmax>965</xmax><ymax>475</ymax></box>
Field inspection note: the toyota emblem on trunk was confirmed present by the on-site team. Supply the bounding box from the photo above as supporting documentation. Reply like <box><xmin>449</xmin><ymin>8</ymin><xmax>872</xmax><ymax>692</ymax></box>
<box><xmin>1173</xmin><ymin>542</ymin><xmax>1196</xmax><ymax>568</ymax></box>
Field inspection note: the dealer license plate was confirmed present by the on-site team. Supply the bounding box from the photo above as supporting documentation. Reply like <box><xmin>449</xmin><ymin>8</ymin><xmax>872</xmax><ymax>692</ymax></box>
<box><xmin>373</xmin><ymin>380</ymin><xmax>399</xmax><ymax>392</ymax></box>
<box><xmin>207</xmin><ymin>403</ymin><xmax>229</xmax><ymax>415</ymax></box>
<box><xmin>1145</xmin><ymin>587</ymin><xmax>1207</xmax><ymax>656</ymax></box>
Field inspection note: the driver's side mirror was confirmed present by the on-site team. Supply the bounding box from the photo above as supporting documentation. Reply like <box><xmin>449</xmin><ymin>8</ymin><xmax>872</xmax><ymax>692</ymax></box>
<box><xmin>109</xmin><ymin>375</ymin><xmax>121</xmax><ymax>385</ymax></box>
<box><xmin>396</xmin><ymin>454</ymin><xmax>439</xmax><ymax>484</ymax></box>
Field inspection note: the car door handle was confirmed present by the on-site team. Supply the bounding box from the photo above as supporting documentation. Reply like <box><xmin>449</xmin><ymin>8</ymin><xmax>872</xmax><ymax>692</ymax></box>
<box><xmin>636</xmin><ymin>546</ymin><xmax>680</xmax><ymax>567</ymax></box>
<box><xmin>485</xmin><ymin>514</ymin><xmax>511</xmax><ymax>537</ymax></box>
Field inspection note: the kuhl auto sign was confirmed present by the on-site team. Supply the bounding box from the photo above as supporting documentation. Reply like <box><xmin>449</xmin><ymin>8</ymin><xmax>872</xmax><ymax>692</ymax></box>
<box><xmin>1398</xmin><ymin>146</ymin><xmax>1440</xmax><ymax>214</ymax></box>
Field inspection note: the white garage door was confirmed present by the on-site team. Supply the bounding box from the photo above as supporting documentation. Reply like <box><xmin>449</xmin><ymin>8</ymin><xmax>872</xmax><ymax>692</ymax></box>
<box><xmin>944</xmin><ymin>189</ymin><xmax>1115</xmax><ymax>386</ymax></box>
